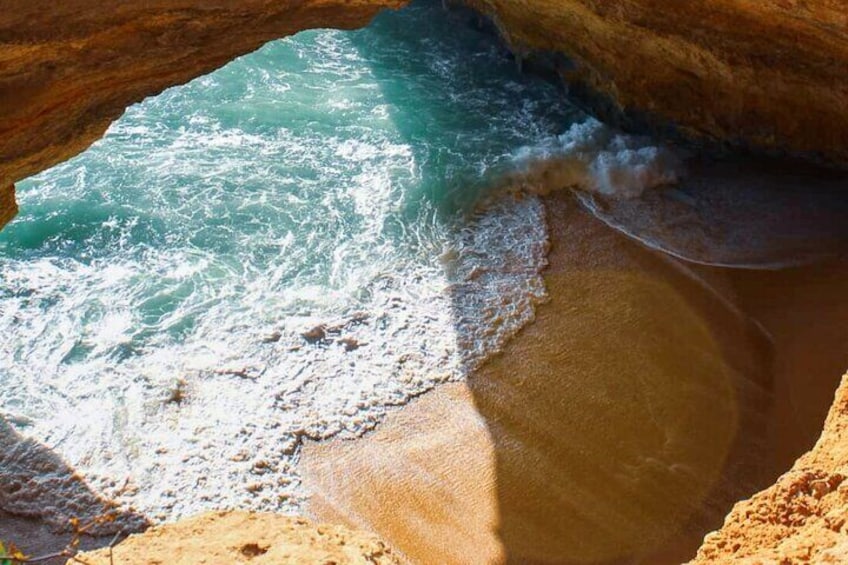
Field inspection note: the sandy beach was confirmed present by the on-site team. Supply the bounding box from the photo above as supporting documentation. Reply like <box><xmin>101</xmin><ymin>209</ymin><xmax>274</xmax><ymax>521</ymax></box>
<box><xmin>302</xmin><ymin>191</ymin><xmax>848</xmax><ymax>564</ymax></box>
<box><xmin>7</xmin><ymin>182</ymin><xmax>847</xmax><ymax>565</ymax></box>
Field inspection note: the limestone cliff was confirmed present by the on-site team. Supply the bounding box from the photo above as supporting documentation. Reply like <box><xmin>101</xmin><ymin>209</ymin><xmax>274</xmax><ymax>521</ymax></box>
<box><xmin>0</xmin><ymin>0</ymin><xmax>403</xmax><ymax>229</ymax></box>
<box><xmin>691</xmin><ymin>374</ymin><xmax>848</xmax><ymax>564</ymax></box>
<box><xmin>2</xmin><ymin>1</ymin><xmax>847</xmax><ymax>230</ymax></box>
<box><xmin>463</xmin><ymin>0</ymin><xmax>848</xmax><ymax>163</ymax></box>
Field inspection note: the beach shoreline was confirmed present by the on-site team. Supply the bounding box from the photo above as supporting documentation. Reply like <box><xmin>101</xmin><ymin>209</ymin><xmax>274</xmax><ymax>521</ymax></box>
<box><xmin>301</xmin><ymin>190</ymin><xmax>848</xmax><ymax>564</ymax></box>
<box><xmin>7</xmin><ymin>190</ymin><xmax>848</xmax><ymax>564</ymax></box>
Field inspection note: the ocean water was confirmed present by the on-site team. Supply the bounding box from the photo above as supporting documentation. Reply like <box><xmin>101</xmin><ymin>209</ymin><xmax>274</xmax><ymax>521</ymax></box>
<box><xmin>0</xmin><ymin>1</ymin><xmax>691</xmax><ymax>528</ymax></box>
<box><xmin>7</xmin><ymin>0</ymin><xmax>817</xmax><ymax>531</ymax></box>
<box><xmin>0</xmin><ymin>2</ymin><xmax>576</xmax><ymax>525</ymax></box>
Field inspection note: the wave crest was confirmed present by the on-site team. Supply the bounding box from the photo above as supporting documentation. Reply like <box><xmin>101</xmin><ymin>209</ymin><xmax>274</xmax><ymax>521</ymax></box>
<box><xmin>505</xmin><ymin>118</ymin><xmax>684</xmax><ymax>199</ymax></box>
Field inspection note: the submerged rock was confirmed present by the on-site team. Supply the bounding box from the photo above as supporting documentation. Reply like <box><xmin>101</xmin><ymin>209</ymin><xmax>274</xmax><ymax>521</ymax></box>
<box><xmin>339</xmin><ymin>337</ymin><xmax>363</xmax><ymax>352</ymax></box>
<box><xmin>301</xmin><ymin>325</ymin><xmax>328</xmax><ymax>344</ymax></box>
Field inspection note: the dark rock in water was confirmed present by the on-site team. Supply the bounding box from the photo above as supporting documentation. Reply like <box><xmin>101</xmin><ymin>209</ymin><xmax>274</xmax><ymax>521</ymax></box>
<box><xmin>262</xmin><ymin>331</ymin><xmax>283</xmax><ymax>343</ymax></box>
<box><xmin>213</xmin><ymin>367</ymin><xmax>265</xmax><ymax>380</ymax></box>
<box><xmin>301</xmin><ymin>325</ymin><xmax>327</xmax><ymax>344</ymax></box>
<box><xmin>348</xmin><ymin>312</ymin><xmax>370</xmax><ymax>326</ymax></box>
<box><xmin>166</xmin><ymin>378</ymin><xmax>188</xmax><ymax>406</ymax></box>
<box><xmin>339</xmin><ymin>337</ymin><xmax>362</xmax><ymax>352</ymax></box>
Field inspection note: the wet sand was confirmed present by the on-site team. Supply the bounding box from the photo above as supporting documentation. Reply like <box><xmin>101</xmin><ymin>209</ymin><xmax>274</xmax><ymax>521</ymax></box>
<box><xmin>729</xmin><ymin>261</ymin><xmax>848</xmax><ymax>476</ymax></box>
<box><xmin>301</xmin><ymin>191</ymin><xmax>836</xmax><ymax>564</ymax></box>
<box><xmin>5</xmin><ymin>191</ymin><xmax>846</xmax><ymax>564</ymax></box>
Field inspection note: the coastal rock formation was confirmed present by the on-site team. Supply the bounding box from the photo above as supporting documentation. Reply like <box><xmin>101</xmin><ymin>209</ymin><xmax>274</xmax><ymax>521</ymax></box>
<box><xmin>2</xmin><ymin>0</ymin><xmax>847</xmax><ymax>229</ymax></box>
<box><xmin>0</xmin><ymin>184</ymin><xmax>15</xmax><ymax>229</ymax></box>
<box><xmin>68</xmin><ymin>511</ymin><xmax>400</xmax><ymax>565</ymax></box>
<box><xmin>0</xmin><ymin>0</ymin><xmax>403</xmax><ymax>228</ymax></box>
<box><xmin>464</xmin><ymin>0</ymin><xmax>848</xmax><ymax>163</ymax></box>
<box><xmin>691</xmin><ymin>374</ymin><xmax>848</xmax><ymax>564</ymax></box>
<box><xmin>2</xmin><ymin>1</ymin><xmax>848</xmax><ymax>563</ymax></box>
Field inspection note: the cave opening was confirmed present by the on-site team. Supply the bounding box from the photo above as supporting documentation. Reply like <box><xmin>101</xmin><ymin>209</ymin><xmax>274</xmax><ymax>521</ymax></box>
<box><xmin>2</xmin><ymin>1</ymin><xmax>848</xmax><ymax>563</ymax></box>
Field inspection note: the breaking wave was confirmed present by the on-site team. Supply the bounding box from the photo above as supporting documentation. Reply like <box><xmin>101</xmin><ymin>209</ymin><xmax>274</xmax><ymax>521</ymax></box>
<box><xmin>504</xmin><ymin>118</ymin><xmax>684</xmax><ymax>199</ymax></box>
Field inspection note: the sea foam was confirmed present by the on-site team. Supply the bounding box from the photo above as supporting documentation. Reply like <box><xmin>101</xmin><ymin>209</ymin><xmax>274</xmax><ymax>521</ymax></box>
<box><xmin>0</xmin><ymin>2</ymin><xmax>563</xmax><ymax>528</ymax></box>
<box><xmin>0</xmin><ymin>1</ymin><xmax>716</xmax><ymax>532</ymax></box>
<box><xmin>505</xmin><ymin>118</ymin><xmax>684</xmax><ymax>199</ymax></box>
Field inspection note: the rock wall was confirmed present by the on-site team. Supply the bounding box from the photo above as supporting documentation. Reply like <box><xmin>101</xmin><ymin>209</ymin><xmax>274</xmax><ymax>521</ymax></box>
<box><xmin>691</xmin><ymin>373</ymin><xmax>848</xmax><ymax>564</ymax></box>
<box><xmin>463</xmin><ymin>0</ymin><xmax>848</xmax><ymax>162</ymax></box>
<box><xmin>2</xmin><ymin>1</ymin><xmax>847</xmax><ymax>229</ymax></box>
<box><xmin>0</xmin><ymin>0</ymin><xmax>403</xmax><ymax>228</ymax></box>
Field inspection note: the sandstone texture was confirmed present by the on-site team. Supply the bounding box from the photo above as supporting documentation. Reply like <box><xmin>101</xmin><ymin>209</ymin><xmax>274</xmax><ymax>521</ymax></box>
<box><xmin>68</xmin><ymin>511</ymin><xmax>400</xmax><ymax>565</ymax></box>
<box><xmin>691</xmin><ymin>374</ymin><xmax>848</xmax><ymax>564</ymax></box>
<box><xmin>464</xmin><ymin>0</ymin><xmax>848</xmax><ymax>162</ymax></box>
<box><xmin>0</xmin><ymin>0</ymin><xmax>403</xmax><ymax>228</ymax></box>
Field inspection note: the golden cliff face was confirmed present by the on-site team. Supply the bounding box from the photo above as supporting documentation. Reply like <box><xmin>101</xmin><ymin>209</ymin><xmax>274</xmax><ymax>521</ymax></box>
<box><xmin>464</xmin><ymin>0</ymin><xmax>848</xmax><ymax>160</ymax></box>
<box><xmin>691</xmin><ymin>374</ymin><xmax>848</xmax><ymax>564</ymax></box>
<box><xmin>0</xmin><ymin>0</ymin><xmax>404</xmax><ymax>228</ymax></box>
<box><xmin>2</xmin><ymin>0</ymin><xmax>847</xmax><ymax>228</ymax></box>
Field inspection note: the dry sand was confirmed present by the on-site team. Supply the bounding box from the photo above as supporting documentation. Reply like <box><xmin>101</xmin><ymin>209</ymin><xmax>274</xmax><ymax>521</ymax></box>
<box><xmin>70</xmin><ymin>511</ymin><xmax>400</xmax><ymax>565</ymax></box>
<box><xmin>302</xmin><ymin>191</ymin><xmax>848</xmax><ymax>564</ymax></box>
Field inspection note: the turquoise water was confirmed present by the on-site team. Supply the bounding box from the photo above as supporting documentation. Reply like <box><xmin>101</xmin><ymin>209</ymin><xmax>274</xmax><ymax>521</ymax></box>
<box><xmin>5</xmin><ymin>0</ymin><xmax>831</xmax><ymax>530</ymax></box>
<box><xmin>0</xmin><ymin>2</ymin><xmax>579</xmax><ymax>522</ymax></box>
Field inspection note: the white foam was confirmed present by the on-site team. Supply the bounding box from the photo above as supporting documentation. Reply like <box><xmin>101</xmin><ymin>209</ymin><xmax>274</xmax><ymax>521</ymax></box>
<box><xmin>505</xmin><ymin>118</ymin><xmax>684</xmax><ymax>199</ymax></box>
<box><xmin>0</xmin><ymin>192</ymin><xmax>549</xmax><ymax>526</ymax></box>
<box><xmin>0</xmin><ymin>8</ymin><xmax>570</xmax><ymax>530</ymax></box>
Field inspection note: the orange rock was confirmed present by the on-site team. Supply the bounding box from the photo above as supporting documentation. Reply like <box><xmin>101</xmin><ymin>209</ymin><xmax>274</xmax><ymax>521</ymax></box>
<box><xmin>2</xmin><ymin>1</ymin><xmax>848</xmax><ymax>229</ymax></box>
<box><xmin>690</xmin><ymin>374</ymin><xmax>848</xmax><ymax>564</ymax></box>
<box><xmin>465</xmin><ymin>0</ymin><xmax>848</xmax><ymax>163</ymax></box>
<box><xmin>69</xmin><ymin>511</ymin><xmax>400</xmax><ymax>565</ymax></box>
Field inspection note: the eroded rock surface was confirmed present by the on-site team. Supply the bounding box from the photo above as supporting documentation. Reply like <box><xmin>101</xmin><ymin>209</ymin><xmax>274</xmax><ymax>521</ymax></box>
<box><xmin>2</xmin><ymin>1</ymin><xmax>848</xmax><ymax>228</ymax></box>
<box><xmin>691</xmin><ymin>374</ymin><xmax>848</xmax><ymax>564</ymax></box>
<box><xmin>464</xmin><ymin>0</ymin><xmax>848</xmax><ymax>162</ymax></box>
<box><xmin>68</xmin><ymin>511</ymin><xmax>400</xmax><ymax>565</ymax></box>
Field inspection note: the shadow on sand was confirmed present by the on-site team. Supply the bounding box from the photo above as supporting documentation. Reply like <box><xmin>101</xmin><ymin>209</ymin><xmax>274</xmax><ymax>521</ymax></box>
<box><xmin>301</xmin><ymin>3</ymin><xmax>848</xmax><ymax>564</ymax></box>
<box><xmin>0</xmin><ymin>418</ymin><xmax>148</xmax><ymax>563</ymax></box>
<box><xmin>303</xmin><ymin>192</ymin><xmax>788</xmax><ymax>564</ymax></box>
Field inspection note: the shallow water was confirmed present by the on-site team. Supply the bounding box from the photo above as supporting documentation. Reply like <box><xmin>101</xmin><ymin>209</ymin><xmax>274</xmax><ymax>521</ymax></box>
<box><xmin>0</xmin><ymin>2</ymin><xmax>583</xmax><ymax>523</ymax></box>
<box><xmin>2</xmin><ymin>0</ymin><xmax>845</xmax><ymax>541</ymax></box>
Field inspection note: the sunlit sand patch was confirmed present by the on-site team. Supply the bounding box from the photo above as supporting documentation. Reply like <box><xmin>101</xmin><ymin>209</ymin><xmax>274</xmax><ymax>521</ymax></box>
<box><xmin>302</xmin><ymin>193</ymin><xmax>777</xmax><ymax>564</ymax></box>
